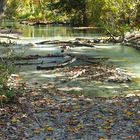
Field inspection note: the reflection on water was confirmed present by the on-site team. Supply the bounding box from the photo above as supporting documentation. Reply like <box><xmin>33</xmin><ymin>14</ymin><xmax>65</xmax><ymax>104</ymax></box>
<box><xmin>1</xmin><ymin>20</ymin><xmax>103</xmax><ymax>38</ymax></box>
<box><xmin>1</xmin><ymin>21</ymin><xmax>140</xmax><ymax>97</ymax></box>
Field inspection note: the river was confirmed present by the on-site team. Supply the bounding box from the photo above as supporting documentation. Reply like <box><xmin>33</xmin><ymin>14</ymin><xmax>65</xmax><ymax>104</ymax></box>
<box><xmin>1</xmin><ymin>21</ymin><xmax>140</xmax><ymax>97</ymax></box>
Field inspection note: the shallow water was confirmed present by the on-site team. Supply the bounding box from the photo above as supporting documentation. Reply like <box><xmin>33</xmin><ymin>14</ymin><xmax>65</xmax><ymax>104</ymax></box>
<box><xmin>1</xmin><ymin>21</ymin><xmax>140</xmax><ymax>97</ymax></box>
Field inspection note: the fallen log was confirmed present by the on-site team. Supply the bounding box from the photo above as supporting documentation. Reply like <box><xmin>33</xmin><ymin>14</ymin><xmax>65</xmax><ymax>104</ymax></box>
<box><xmin>125</xmin><ymin>34</ymin><xmax>135</xmax><ymax>41</ymax></box>
<box><xmin>76</xmin><ymin>37</ymin><xmax>109</xmax><ymax>43</ymax></box>
<box><xmin>73</xmin><ymin>27</ymin><xmax>100</xmax><ymax>30</ymax></box>
<box><xmin>14</xmin><ymin>61</ymin><xmax>43</xmax><ymax>65</ymax></box>
<box><xmin>2</xmin><ymin>54</ymin><xmax>65</xmax><ymax>60</ymax></box>
<box><xmin>0</xmin><ymin>29</ymin><xmax>22</xmax><ymax>35</ymax></box>
<box><xmin>20</xmin><ymin>20</ymin><xmax>69</xmax><ymax>26</ymax></box>
<box><xmin>67</xmin><ymin>53</ymin><xmax>109</xmax><ymax>63</ymax></box>
<box><xmin>76</xmin><ymin>38</ymin><xmax>99</xmax><ymax>43</ymax></box>
<box><xmin>36</xmin><ymin>40</ymin><xmax>95</xmax><ymax>47</ymax></box>
<box><xmin>36</xmin><ymin>57</ymin><xmax>77</xmax><ymax>70</ymax></box>
<box><xmin>36</xmin><ymin>40</ymin><xmax>71</xmax><ymax>45</ymax></box>
<box><xmin>127</xmin><ymin>35</ymin><xmax>140</xmax><ymax>42</ymax></box>
<box><xmin>72</xmin><ymin>42</ymin><xmax>94</xmax><ymax>47</ymax></box>
<box><xmin>78</xmin><ymin>58</ymin><xmax>109</xmax><ymax>64</ymax></box>
<box><xmin>0</xmin><ymin>34</ymin><xmax>20</xmax><ymax>39</ymax></box>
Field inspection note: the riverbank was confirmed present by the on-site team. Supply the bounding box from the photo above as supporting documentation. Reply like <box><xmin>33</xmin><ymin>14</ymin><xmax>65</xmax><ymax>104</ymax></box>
<box><xmin>0</xmin><ymin>85</ymin><xmax>140</xmax><ymax>140</ymax></box>
<box><xmin>20</xmin><ymin>20</ymin><xmax>69</xmax><ymax>26</ymax></box>
<box><xmin>0</xmin><ymin>61</ymin><xmax>137</xmax><ymax>140</ymax></box>
<box><xmin>123</xmin><ymin>31</ymin><xmax>140</xmax><ymax>50</ymax></box>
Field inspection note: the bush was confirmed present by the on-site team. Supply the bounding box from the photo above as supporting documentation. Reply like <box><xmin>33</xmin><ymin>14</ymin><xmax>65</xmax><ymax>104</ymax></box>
<box><xmin>0</xmin><ymin>61</ymin><xmax>23</xmax><ymax>103</ymax></box>
<box><xmin>0</xmin><ymin>39</ymin><xmax>25</xmax><ymax>103</ymax></box>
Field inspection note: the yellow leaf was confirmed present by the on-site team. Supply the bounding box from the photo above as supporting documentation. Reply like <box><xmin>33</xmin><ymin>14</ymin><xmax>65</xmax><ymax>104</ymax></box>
<box><xmin>40</xmin><ymin>128</ymin><xmax>45</xmax><ymax>131</ymax></box>
<box><xmin>136</xmin><ymin>120</ymin><xmax>140</xmax><ymax>124</ymax></box>
<box><xmin>103</xmin><ymin>121</ymin><xmax>108</xmax><ymax>125</ymax></box>
<box><xmin>34</xmin><ymin>129</ymin><xmax>40</xmax><ymax>134</ymax></box>
<box><xmin>103</xmin><ymin>125</ymin><xmax>111</xmax><ymax>130</ymax></box>
<box><xmin>97</xmin><ymin>115</ymin><xmax>102</xmax><ymax>119</ymax></box>
<box><xmin>77</xmin><ymin>123</ymin><xmax>83</xmax><ymax>129</ymax></box>
<box><xmin>11</xmin><ymin>118</ymin><xmax>18</xmax><ymax>123</ymax></box>
<box><xmin>45</xmin><ymin>124</ymin><xmax>49</xmax><ymax>127</ymax></box>
<box><xmin>126</xmin><ymin>111</ymin><xmax>133</xmax><ymax>116</ymax></box>
<box><xmin>47</xmin><ymin>127</ymin><xmax>53</xmax><ymax>132</ymax></box>
<box><xmin>45</xmin><ymin>138</ymin><xmax>52</xmax><ymax>140</ymax></box>
<box><xmin>108</xmin><ymin>119</ymin><xmax>113</xmax><ymax>123</ymax></box>
<box><xmin>0</xmin><ymin>95</ymin><xmax>8</xmax><ymax>102</ymax></box>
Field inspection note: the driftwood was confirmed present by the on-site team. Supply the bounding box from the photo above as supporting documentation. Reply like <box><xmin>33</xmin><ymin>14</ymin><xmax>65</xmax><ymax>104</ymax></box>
<box><xmin>36</xmin><ymin>37</ymin><xmax>123</xmax><ymax>47</ymax></box>
<box><xmin>20</xmin><ymin>20</ymin><xmax>68</xmax><ymax>26</ymax></box>
<box><xmin>125</xmin><ymin>34</ymin><xmax>135</xmax><ymax>41</ymax></box>
<box><xmin>72</xmin><ymin>42</ymin><xmax>94</xmax><ymax>47</ymax></box>
<box><xmin>36</xmin><ymin>40</ymin><xmax>71</xmax><ymax>45</ymax></box>
<box><xmin>0</xmin><ymin>29</ymin><xmax>22</xmax><ymax>35</ymax></box>
<box><xmin>0</xmin><ymin>34</ymin><xmax>19</xmax><ymax>39</ymax></box>
<box><xmin>67</xmin><ymin>53</ymin><xmax>109</xmax><ymax>64</ymax></box>
<box><xmin>127</xmin><ymin>35</ymin><xmax>140</xmax><ymax>42</ymax></box>
<box><xmin>73</xmin><ymin>27</ymin><xmax>101</xmax><ymax>30</ymax></box>
<box><xmin>78</xmin><ymin>57</ymin><xmax>108</xmax><ymax>64</ymax></box>
<box><xmin>36</xmin><ymin>40</ymin><xmax>95</xmax><ymax>48</ymax></box>
<box><xmin>14</xmin><ymin>61</ymin><xmax>43</xmax><ymax>65</ymax></box>
<box><xmin>2</xmin><ymin>54</ymin><xmax>65</xmax><ymax>61</ymax></box>
<box><xmin>36</xmin><ymin>54</ymin><xmax>108</xmax><ymax>71</ymax></box>
<box><xmin>124</xmin><ymin>32</ymin><xmax>140</xmax><ymax>49</ymax></box>
<box><xmin>36</xmin><ymin>57</ymin><xmax>77</xmax><ymax>70</ymax></box>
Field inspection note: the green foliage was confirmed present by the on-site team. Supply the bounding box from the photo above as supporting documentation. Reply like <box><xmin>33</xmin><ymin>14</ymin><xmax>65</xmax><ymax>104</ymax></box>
<box><xmin>50</xmin><ymin>0</ymin><xmax>87</xmax><ymax>25</ymax></box>
<box><xmin>0</xmin><ymin>87</ymin><xmax>19</xmax><ymax>100</ymax></box>
<box><xmin>100</xmin><ymin>0</ymin><xmax>139</xmax><ymax>39</ymax></box>
<box><xmin>86</xmin><ymin>0</ymin><xmax>104</xmax><ymax>26</ymax></box>
<box><xmin>0</xmin><ymin>61</ymin><xmax>24</xmax><ymax>102</ymax></box>
<box><xmin>0</xmin><ymin>41</ymin><xmax>24</xmax><ymax>101</ymax></box>
<box><xmin>0</xmin><ymin>63</ymin><xmax>14</xmax><ymax>100</ymax></box>
<box><xmin>136</xmin><ymin>3</ymin><xmax>140</xmax><ymax>27</ymax></box>
<box><xmin>0</xmin><ymin>64</ymin><xmax>10</xmax><ymax>87</ymax></box>
<box><xmin>3</xmin><ymin>0</ymin><xmax>140</xmax><ymax>38</ymax></box>
<box><xmin>0</xmin><ymin>0</ymin><xmax>6</xmax><ymax>20</ymax></box>
<box><xmin>4</xmin><ymin>0</ymin><xmax>22</xmax><ymax>19</ymax></box>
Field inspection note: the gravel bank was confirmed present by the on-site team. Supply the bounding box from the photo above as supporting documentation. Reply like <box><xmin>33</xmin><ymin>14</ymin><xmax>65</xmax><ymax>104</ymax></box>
<box><xmin>0</xmin><ymin>87</ymin><xmax>140</xmax><ymax>140</ymax></box>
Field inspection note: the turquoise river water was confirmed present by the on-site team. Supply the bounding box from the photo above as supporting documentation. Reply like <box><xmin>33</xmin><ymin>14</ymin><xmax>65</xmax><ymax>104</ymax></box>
<box><xmin>1</xmin><ymin>21</ymin><xmax>140</xmax><ymax>97</ymax></box>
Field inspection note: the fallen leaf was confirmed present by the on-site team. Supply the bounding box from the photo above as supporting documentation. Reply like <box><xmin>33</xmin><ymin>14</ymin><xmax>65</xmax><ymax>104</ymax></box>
<box><xmin>99</xmin><ymin>137</ymin><xmax>108</xmax><ymax>140</ymax></box>
<box><xmin>103</xmin><ymin>125</ymin><xmax>111</xmax><ymax>130</ymax></box>
<box><xmin>34</xmin><ymin>129</ymin><xmax>40</xmax><ymax>134</ymax></box>
<box><xmin>77</xmin><ymin>123</ymin><xmax>83</xmax><ymax>129</ymax></box>
<box><xmin>45</xmin><ymin>138</ymin><xmax>52</xmax><ymax>140</ymax></box>
<box><xmin>40</xmin><ymin>128</ymin><xmax>45</xmax><ymax>131</ymax></box>
<box><xmin>126</xmin><ymin>111</ymin><xmax>134</xmax><ymax>116</ymax></box>
<box><xmin>136</xmin><ymin>120</ymin><xmax>140</xmax><ymax>124</ymax></box>
<box><xmin>47</xmin><ymin>127</ymin><xmax>53</xmax><ymax>132</ymax></box>
<box><xmin>96</xmin><ymin>115</ymin><xmax>102</xmax><ymax>119</ymax></box>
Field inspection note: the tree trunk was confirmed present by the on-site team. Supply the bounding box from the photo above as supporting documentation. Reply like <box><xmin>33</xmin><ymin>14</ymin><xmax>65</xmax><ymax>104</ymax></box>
<box><xmin>0</xmin><ymin>0</ymin><xmax>6</xmax><ymax>20</ymax></box>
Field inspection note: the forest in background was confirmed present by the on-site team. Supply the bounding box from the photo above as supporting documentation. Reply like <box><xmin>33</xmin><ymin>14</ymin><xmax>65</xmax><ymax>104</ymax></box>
<box><xmin>2</xmin><ymin>0</ymin><xmax>140</xmax><ymax>40</ymax></box>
